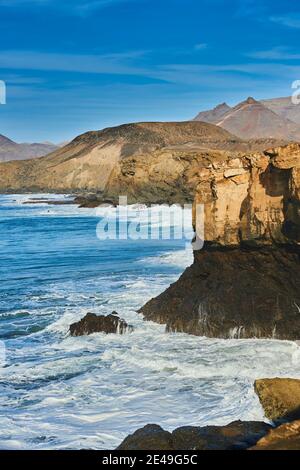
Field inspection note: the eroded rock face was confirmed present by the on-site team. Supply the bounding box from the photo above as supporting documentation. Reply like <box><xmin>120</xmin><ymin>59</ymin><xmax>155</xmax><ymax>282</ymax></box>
<box><xmin>69</xmin><ymin>312</ymin><xmax>133</xmax><ymax>336</ymax></box>
<box><xmin>254</xmin><ymin>378</ymin><xmax>300</xmax><ymax>422</ymax></box>
<box><xmin>117</xmin><ymin>421</ymin><xmax>271</xmax><ymax>451</ymax></box>
<box><xmin>194</xmin><ymin>143</ymin><xmax>300</xmax><ymax>247</ymax></box>
<box><xmin>141</xmin><ymin>143</ymin><xmax>300</xmax><ymax>339</ymax></box>
<box><xmin>250</xmin><ymin>420</ymin><xmax>300</xmax><ymax>450</ymax></box>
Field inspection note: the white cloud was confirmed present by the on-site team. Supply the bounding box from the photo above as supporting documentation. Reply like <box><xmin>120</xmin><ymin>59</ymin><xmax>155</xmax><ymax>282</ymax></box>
<box><xmin>270</xmin><ymin>14</ymin><xmax>300</xmax><ymax>29</ymax></box>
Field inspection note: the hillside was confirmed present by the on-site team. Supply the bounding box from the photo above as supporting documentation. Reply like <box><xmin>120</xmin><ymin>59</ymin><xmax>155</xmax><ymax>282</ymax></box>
<box><xmin>0</xmin><ymin>120</ymin><xmax>292</xmax><ymax>204</ymax></box>
<box><xmin>0</xmin><ymin>121</ymin><xmax>241</xmax><ymax>201</ymax></box>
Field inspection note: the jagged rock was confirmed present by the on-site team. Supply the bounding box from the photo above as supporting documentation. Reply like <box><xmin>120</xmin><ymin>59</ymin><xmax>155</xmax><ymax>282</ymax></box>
<box><xmin>69</xmin><ymin>312</ymin><xmax>133</xmax><ymax>336</ymax></box>
<box><xmin>254</xmin><ymin>378</ymin><xmax>300</xmax><ymax>422</ymax></box>
<box><xmin>141</xmin><ymin>143</ymin><xmax>300</xmax><ymax>339</ymax></box>
<box><xmin>117</xmin><ymin>421</ymin><xmax>271</xmax><ymax>450</ymax></box>
<box><xmin>250</xmin><ymin>420</ymin><xmax>300</xmax><ymax>450</ymax></box>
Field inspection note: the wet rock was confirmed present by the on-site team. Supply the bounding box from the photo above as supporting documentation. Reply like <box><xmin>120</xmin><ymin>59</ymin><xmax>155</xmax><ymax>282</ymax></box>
<box><xmin>140</xmin><ymin>246</ymin><xmax>300</xmax><ymax>339</ymax></box>
<box><xmin>69</xmin><ymin>312</ymin><xmax>133</xmax><ymax>336</ymax></box>
<box><xmin>250</xmin><ymin>420</ymin><xmax>300</xmax><ymax>450</ymax></box>
<box><xmin>117</xmin><ymin>421</ymin><xmax>271</xmax><ymax>451</ymax></box>
<box><xmin>255</xmin><ymin>378</ymin><xmax>300</xmax><ymax>422</ymax></box>
<box><xmin>117</xmin><ymin>425</ymin><xmax>173</xmax><ymax>450</ymax></box>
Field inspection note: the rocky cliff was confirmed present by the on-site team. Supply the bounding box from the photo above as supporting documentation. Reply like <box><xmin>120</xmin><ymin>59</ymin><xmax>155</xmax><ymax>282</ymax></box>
<box><xmin>140</xmin><ymin>143</ymin><xmax>300</xmax><ymax>339</ymax></box>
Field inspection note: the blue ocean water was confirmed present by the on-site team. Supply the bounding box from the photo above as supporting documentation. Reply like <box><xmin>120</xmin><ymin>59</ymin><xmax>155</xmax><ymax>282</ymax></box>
<box><xmin>0</xmin><ymin>193</ymin><xmax>300</xmax><ymax>450</ymax></box>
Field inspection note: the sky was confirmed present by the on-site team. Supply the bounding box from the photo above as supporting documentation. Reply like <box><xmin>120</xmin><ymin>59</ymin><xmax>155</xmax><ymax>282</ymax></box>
<box><xmin>1</xmin><ymin>0</ymin><xmax>300</xmax><ymax>142</ymax></box>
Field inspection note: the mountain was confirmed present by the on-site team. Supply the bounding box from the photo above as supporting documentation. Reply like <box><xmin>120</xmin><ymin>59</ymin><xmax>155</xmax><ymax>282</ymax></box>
<box><xmin>0</xmin><ymin>120</ymin><xmax>281</xmax><ymax>203</ymax></box>
<box><xmin>261</xmin><ymin>96</ymin><xmax>300</xmax><ymax>125</ymax></box>
<box><xmin>193</xmin><ymin>102</ymin><xmax>231</xmax><ymax>124</ymax></box>
<box><xmin>193</xmin><ymin>97</ymin><xmax>300</xmax><ymax>140</ymax></box>
<box><xmin>0</xmin><ymin>134</ymin><xmax>58</xmax><ymax>162</ymax></box>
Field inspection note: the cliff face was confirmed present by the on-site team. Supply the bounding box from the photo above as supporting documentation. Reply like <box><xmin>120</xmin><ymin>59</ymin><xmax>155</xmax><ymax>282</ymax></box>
<box><xmin>140</xmin><ymin>144</ymin><xmax>300</xmax><ymax>340</ymax></box>
<box><xmin>194</xmin><ymin>143</ymin><xmax>300</xmax><ymax>247</ymax></box>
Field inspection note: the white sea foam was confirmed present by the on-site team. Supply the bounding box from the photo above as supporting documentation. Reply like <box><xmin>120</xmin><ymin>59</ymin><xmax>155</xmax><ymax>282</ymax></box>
<box><xmin>1</xmin><ymin>195</ymin><xmax>300</xmax><ymax>450</ymax></box>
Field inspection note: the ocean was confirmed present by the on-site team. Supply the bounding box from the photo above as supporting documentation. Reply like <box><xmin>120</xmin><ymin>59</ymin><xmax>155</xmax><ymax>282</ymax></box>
<box><xmin>0</xmin><ymin>193</ymin><xmax>300</xmax><ymax>450</ymax></box>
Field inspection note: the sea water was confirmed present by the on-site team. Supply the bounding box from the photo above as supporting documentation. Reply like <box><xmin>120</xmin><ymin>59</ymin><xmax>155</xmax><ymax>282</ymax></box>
<box><xmin>0</xmin><ymin>193</ymin><xmax>300</xmax><ymax>450</ymax></box>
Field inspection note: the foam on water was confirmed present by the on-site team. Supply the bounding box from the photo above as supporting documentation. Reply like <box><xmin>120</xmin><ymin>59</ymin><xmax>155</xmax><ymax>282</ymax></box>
<box><xmin>0</xmin><ymin>194</ymin><xmax>300</xmax><ymax>450</ymax></box>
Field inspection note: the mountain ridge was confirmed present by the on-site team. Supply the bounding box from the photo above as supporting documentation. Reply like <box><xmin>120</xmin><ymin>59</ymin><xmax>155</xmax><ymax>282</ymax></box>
<box><xmin>0</xmin><ymin>134</ymin><xmax>58</xmax><ymax>162</ymax></box>
<box><xmin>194</xmin><ymin>96</ymin><xmax>300</xmax><ymax>140</ymax></box>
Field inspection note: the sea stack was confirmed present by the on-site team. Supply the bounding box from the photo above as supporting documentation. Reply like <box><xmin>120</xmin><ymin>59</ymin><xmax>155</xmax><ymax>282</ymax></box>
<box><xmin>140</xmin><ymin>143</ymin><xmax>300</xmax><ymax>339</ymax></box>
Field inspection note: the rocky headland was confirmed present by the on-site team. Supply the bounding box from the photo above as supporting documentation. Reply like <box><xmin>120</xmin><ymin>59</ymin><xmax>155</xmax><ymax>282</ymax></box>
<box><xmin>140</xmin><ymin>143</ymin><xmax>300</xmax><ymax>339</ymax></box>
<box><xmin>0</xmin><ymin>121</ymin><xmax>289</xmax><ymax>205</ymax></box>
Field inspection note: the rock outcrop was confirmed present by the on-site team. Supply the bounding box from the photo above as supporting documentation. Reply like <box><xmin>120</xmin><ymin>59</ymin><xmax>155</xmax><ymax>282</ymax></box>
<box><xmin>250</xmin><ymin>420</ymin><xmax>300</xmax><ymax>450</ymax></box>
<box><xmin>69</xmin><ymin>312</ymin><xmax>133</xmax><ymax>336</ymax></box>
<box><xmin>117</xmin><ymin>421</ymin><xmax>271</xmax><ymax>451</ymax></box>
<box><xmin>140</xmin><ymin>143</ymin><xmax>300</xmax><ymax>339</ymax></box>
<box><xmin>255</xmin><ymin>378</ymin><xmax>300</xmax><ymax>422</ymax></box>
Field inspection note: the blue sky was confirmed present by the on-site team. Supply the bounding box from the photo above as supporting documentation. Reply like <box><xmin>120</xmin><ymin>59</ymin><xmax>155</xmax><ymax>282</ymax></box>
<box><xmin>0</xmin><ymin>0</ymin><xmax>300</xmax><ymax>142</ymax></box>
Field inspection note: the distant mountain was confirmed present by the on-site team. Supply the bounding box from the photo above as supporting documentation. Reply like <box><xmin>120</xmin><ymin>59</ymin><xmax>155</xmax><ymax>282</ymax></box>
<box><xmin>193</xmin><ymin>102</ymin><xmax>231</xmax><ymax>124</ymax></box>
<box><xmin>261</xmin><ymin>96</ymin><xmax>300</xmax><ymax>125</ymax></box>
<box><xmin>0</xmin><ymin>134</ymin><xmax>58</xmax><ymax>162</ymax></box>
<box><xmin>193</xmin><ymin>97</ymin><xmax>300</xmax><ymax>140</ymax></box>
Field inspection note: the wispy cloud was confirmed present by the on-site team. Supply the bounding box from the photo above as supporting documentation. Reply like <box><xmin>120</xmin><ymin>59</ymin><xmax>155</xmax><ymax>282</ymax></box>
<box><xmin>0</xmin><ymin>49</ymin><xmax>151</xmax><ymax>76</ymax></box>
<box><xmin>270</xmin><ymin>13</ymin><xmax>300</xmax><ymax>29</ymax></box>
<box><xmin>194</xmin><ymin>43</ymin><xmax>208</xmax><ymax>51</ymax></box>
<box><xmin>247</xmin><ymin>46</ymin><xmax>300</xmax><ymax>60</ymax></box>
<box><xmin>2</xmin><ymin>49</ymin><xmax>300</xmax><ymax>88</ymax></box>
<box><xmin>0</xmin><ymin>0</ymin><xmax>138</xmax><ymax>15</ymax></box>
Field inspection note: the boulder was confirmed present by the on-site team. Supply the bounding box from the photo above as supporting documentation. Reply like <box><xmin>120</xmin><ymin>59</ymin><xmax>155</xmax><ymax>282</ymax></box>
<box><xmin>250</xmin><ymin>420</ymin><xmax>300</xmax><ymax>450</ymax></box>
<box><xmin>117</xmin><ymin>421</ymin><xmax>271</xmax><ymax>451</ymax></box>
<box><xmin>254</xmin><ymin>378</ymin><xmax>300</xmax><ymax>422</ymax></box>
<box><xmin>69</xmin><ymin>312</ymin><xmax>133</xmax><ymax>337</ymax></box>
<box><xmin>117</xmin><ymin>425</ymin><xmax>173</xmax><ymax>451</ymax></box>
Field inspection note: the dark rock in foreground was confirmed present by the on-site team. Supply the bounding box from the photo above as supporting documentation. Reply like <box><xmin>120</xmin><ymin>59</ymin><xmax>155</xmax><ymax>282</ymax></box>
<box><xmin>255</xmin><ymin>378</ymin><xmax>300</xmax><ymax>422</ymax></box>
<box><xmin>117</xmin><ymin>421</ymin><xmax>271</xmax><ymax>450</ymax></box>
<box><xmin>251</xmin><ymin>420</ymin><xmax>300</xmax><ymax>450</ymax></box>
<box><xmin>140</xmin><ymin>246</ymin><xmax>300</xmax><ymax>340</ymax></box>
<box><xmin>69</xmin><ymin>312</ymin><xmax>133</xmax><ymax>337</ymax></box>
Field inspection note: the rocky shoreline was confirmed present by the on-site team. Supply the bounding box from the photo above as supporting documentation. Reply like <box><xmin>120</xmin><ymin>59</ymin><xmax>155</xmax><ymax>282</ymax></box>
<box><xmin>117</xmin><ymin>379</ymin><xmax>300</xmax><ymax>450</ymax></box>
